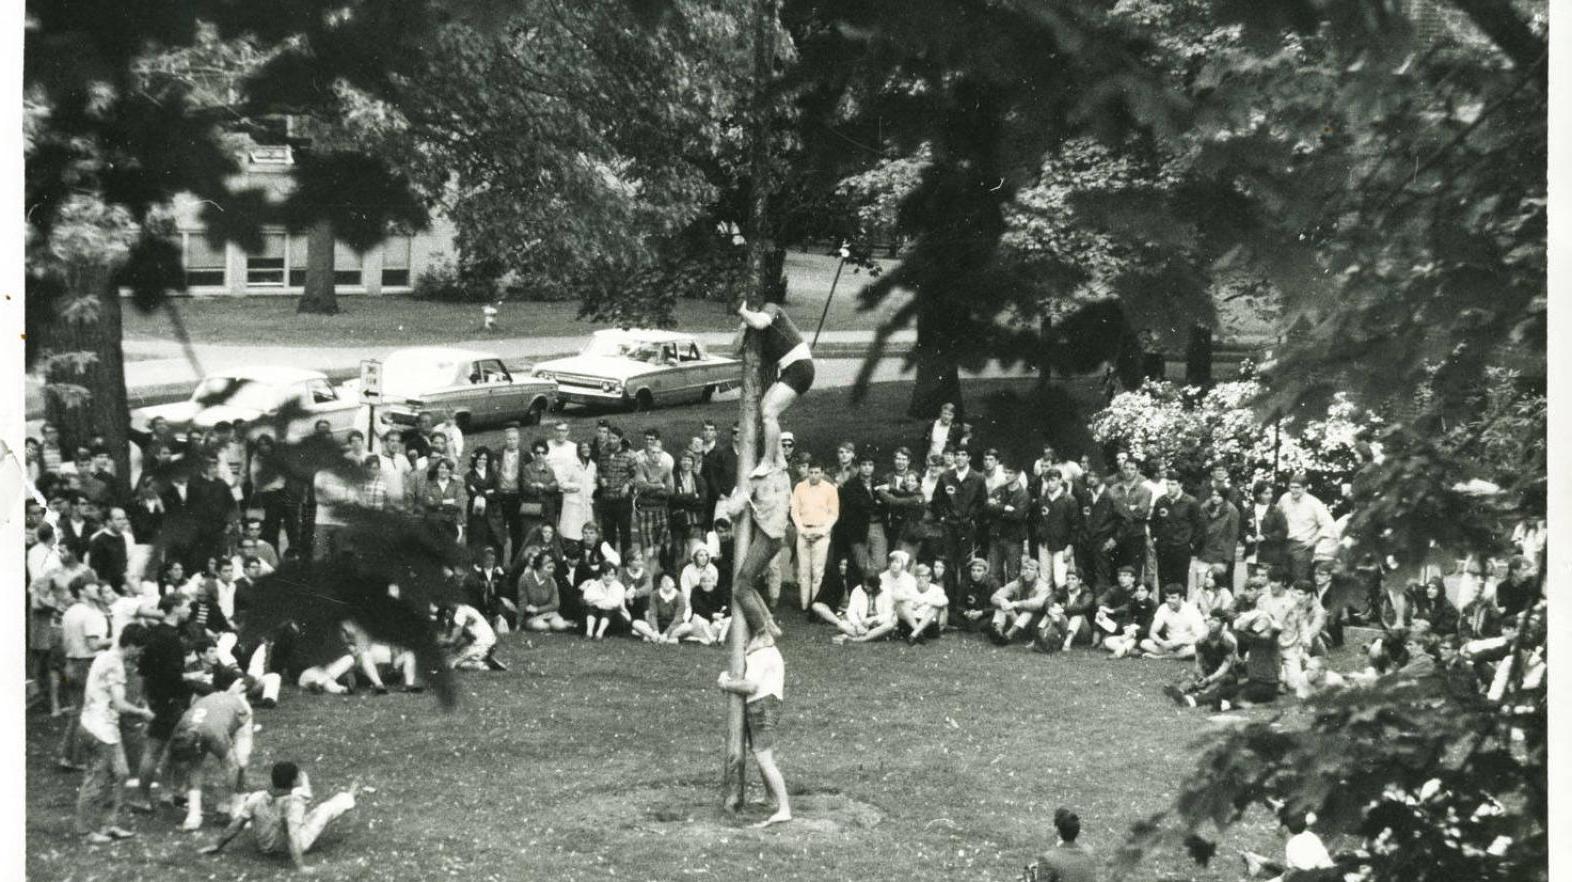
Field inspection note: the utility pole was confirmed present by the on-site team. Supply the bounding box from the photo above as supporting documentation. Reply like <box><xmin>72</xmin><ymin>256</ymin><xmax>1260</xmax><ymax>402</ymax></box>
<box><xmin>723</xmin><ymin>0</ymin><xmax>778</xmax><ymax>815</ymax></box>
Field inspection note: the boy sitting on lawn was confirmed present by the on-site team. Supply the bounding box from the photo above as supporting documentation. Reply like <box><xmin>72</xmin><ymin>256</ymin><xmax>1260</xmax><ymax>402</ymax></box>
<box><xmin>199</xmin><ymin>761</ymin><xmax>359</xmax><ymax>873</ymax></box>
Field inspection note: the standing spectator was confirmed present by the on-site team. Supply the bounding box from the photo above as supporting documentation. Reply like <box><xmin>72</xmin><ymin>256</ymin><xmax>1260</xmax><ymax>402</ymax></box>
<box><xmin>519</xmin><ymin>439</ymin><xmax>560</xmax><ymax>541</ymax></box>
<box><xmin>247</xmin><ymin>434</ymin><xmax>293</xmax><ymax>550</ymax></box>
<box><xmin>27</xmin><ymin>521</ymin><xmax>62</xmax><ymax>589</ymax></box>
<box><xmin>1151</xmin><ymin>476</ymin><xmax>1205</xmax><ymax>596</ymax></box>
<box><xmin>596</xmin><ymin>427</ymin><xmax>636</xmax><ymax>557</ymax></box>
<box><xmin>790</xmin><ymin>463</ymin><xmax>839</xmax><ymax>612</ymax></box>
<box><xmin>868</xmin><ymin>448</ymin><xmax>914</xmax><ymax>565</ymax></box>
<box><xmin>934</xmin><ymin>450</ymin><xmax>987</xmax><ymax>570</ymax></box>
<box><xmin>1277</xmin><ymin>473</ymin><xmax>1334</xmax><ymax>582</ymax></box>
<box><xmin>74</xmin><ymin>624</ymin><xmax>156</xmax><ymax>843</ymax></box>
<box><xmin>433</xmin><ymin>410</ymin><xmax>466</xmax><ymax>466</ymax></box>
<box><xmin>133</xmin><ymin>593</ymin><xmax>194</xmax><ymax>812</ymax></box>
<box><xmin>830</xmin><ymin>441</ymin><xmax>858</xmax><ymax>488</ymax></box>
<box><xmin>1108</xmin><ymin>459</ymin><xmax>1154</xmax><ymax>586</ymax></box>
<box><xmin>88</xmin><ymin>506</ymin><xmax>133</xmax><ymax>595</ymax></box>
<box><xmin>668</xmin><ymin>450</ymin><xmax>709</xmax><ymax>562</ymax></box>
<box><xmin>1077</xmin><ymin>471</ymin><xmax>1119</xmax><ymax>591</ymax></box>
<box><xmin>493</xmin><ymin>425</ymin><xmax>528</xmax><ymax>558</ymax></box>
<box><xmin>40</xmin><ymin>422</ymin><xmax>65</xmax><ymax>475</ymax></box>
<box><xmin>833</xmin><ymin>456</ymin><xmax>878</xmax><ymax>577</ymax></box>
<box><xmin>30</xmin><ymin>546</ymin><xmax>86</xmax><ymax>717</ymax></box>
<box><xmin>986</xmin><ymin>463</ymin><xmax>1030</xmax><ymax>584</ymax></box>
<box><xmin>57</xmin><ymin>580</ymin><xmax>113</xmax><ymax>770</ymax></box>
<box><xmin>463</xmin><ymin>447</ymin><xmax>503</xmax><ymax>555</ymax></box>
<box><xmin>920</xmin><ymin>402</ymin><xmax>963</xmax><ymax>463</ymax></box>
<box><xmin>192</xmin><ymin>455</ymin><xmax>238</xmax><ymax>568</ymax></box>
<box><xmin>58</xmin><ymin>492</ymin><xmax>96</xmax><ymax>562</ymax></box>
<box><xmin>359</xmin><ymin>455</ymin><xmax>390</xmax><ymax>512</ymax></box>
<box><xmin>700</xmin><ymin>422</ymin><xmax>739</xmax><ymax>505</ymax></box>
<box><xmin>1195</xmin><ymin>483</ymin><xmax>1240</xmax><ymax>598</ymax></box>
<box><xmin>1242</xmin><ymin>481</ymin><xmax>1287</xmax><ymax>590</ymax></box>
<box><xmin>1033</xmin><ymin>468</ymin><xmax>1081</xmax><ymax>589</ymax></box>
<box><xmin>559</xmin><ymin>441</ymin><xmax>600</xmax><ymax>554</ymax></box>
<box><xmin>419</xmin><ymin>458</ymin><xmax>468</xmax><ymax>545</ymax></box>
<box><xmin>127</xmin><ymin>476</ymin><xmax>165</xmax><ymax>551</ymax></box>
<box><xmin>632</xmin><ymin>428</ymin><xmax>676</xmax><ymax>573</ymax></box>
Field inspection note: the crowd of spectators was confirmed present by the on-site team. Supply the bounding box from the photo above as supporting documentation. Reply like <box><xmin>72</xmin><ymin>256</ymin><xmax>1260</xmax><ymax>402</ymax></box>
<box><xmin>22</xmin><ymin>398</ymin><xmax>1548</xmax><ymax>843</ymax></box>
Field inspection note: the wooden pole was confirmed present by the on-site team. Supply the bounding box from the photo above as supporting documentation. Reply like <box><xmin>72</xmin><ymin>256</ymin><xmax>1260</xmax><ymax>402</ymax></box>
<box><xmin>723</xmin><ymin>0</ymin><xmax>778</xmax><ymax>815</ymax></box>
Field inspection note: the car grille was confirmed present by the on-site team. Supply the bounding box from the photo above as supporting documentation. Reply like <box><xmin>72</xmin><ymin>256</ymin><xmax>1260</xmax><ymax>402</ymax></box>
<box><xmin>553</xmin><ymin>374</ymin><xmax>610</xmax><ymax>388</ymax></box>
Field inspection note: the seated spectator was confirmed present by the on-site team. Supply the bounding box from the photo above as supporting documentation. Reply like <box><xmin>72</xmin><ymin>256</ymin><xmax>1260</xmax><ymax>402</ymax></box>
<box><xmin>954</xmin><ymin>559</ymin><xmax>998</xmax><ymax>631</ymax></box>
<box><xmin>632</xmin><ymin>574</ymin><xmax>695</xmax><ymax>644</ymax></box>
<box><xmin>680</xmin><ymin>547</ymin><xmax>720</xmax><ymax>598</ymax></box>
<box><xmin>464</xmin><ymin>547</ymin><xmax>515</xmax><ymax>631</ymax></box>
<box><xmin>1139</xmin><ymin>585</ymin><xmax>1207</xmax><ymax>659</ymax></box>
<box><xmin>1228</xmin><ymin>601</ymin><xmax>1283</xmax><ymax>707</ymax></box>
<box><xmin>1104</xmin><ymin>581</ymin><xmax>1158</xmax><ymax>659</ymax></box>
<box><xmin>894</xmin><ymin>561</ymin><xmax>948</xmax><ymax>644</ymax></box>
<box><xmin>184</xmin><ymin>638</ymin><xmax>246</xmax><ymax>697</ymax></box>
<box><xmin>986</xmin><ymin>558</ymin><xmax>1051</xmax><ymax>646</ymax></box>
<box><xmin>1409</xmin><ymin>576</ymin><xmax>1460</xmax><ymax>638</ymax></box>
<box><xmin>518</xmin><ymin>553</ymin><xmax>573</xmax><ymax>632</ymax></box>
<box><xmin>828</xmin><ymin>576</ymin><xmax>897</xmax><ymax>644</ymax></box>
<box><xmin>685</xmin><ymin>569</ymin><xmax>731</xmax><ymax>645</ymax></box>
<box><xmin>808</xmin><ymin>558</ymin><xmax>855</xmax><ymax>624</ymax></box>
<box><xmin>1458</xmin><ymin>592</ymin><xmax>1502</xmax><ymax>643</ymax></box>
<box><xmin>1296</xmin><ymin>655</ymin><xmax>1347</xmax><ymax>700</ymax></box>
<box><xmin>1031</xmin><ymin>597</ymin><xmax>1070</xmax><ymax>655</ymax></box>
<box><xmin>621</xmin><ymin>553</ymin><xmax>655</xmax><ymax>623</ymax></box>
<box><xmin>1056</xmin><ymin>569</ymin><xmax>1097</xmax><ymax>650</ymax></box>
<box><xmin>1164</xmin><ymin>609</ymin><xmax>1238</xmax><ymax>708</ymax></box>
<box><xmin>1191</xmin><ymin>563</ymin><xmax>1234</xmax><ymax>617</ymax></box>
<box><xmin>581</xmin><ymin>562</ymin><xmax>632</xmax><ymax>640</ymax></box>
<box><xmin>1093</xmin><ymin>566</ymin><xmax>1138</xmax><ymax>646</ymax></box>
<box><xmin>1278</xmin><ymin>580</ymin><xmax>1327</xmax><ymax>691</ymax></box>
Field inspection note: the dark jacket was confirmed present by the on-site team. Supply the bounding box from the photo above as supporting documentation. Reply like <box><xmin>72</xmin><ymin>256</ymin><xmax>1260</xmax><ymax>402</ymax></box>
<box><xmin>933</xmin><ymin>468</ymin><xmax>986</xmax><ymax>525</ymax></box>
<box><xmin>1151</xmin><ymin>492</ymin><xmax>1205</xmax><ymax>554</ymax></box>
<box><xmin>1034</xmin><ymin>488</ymin><xmax>1082</xmax><ymax>550</ymax></box>
<box><xmin>836</xmin><ymin>477</ymin><xmax>878</xmax><ymax>542</ymax></box>
<box><xmin>986</xmin><ymin>482</ymin><xmax>1031</xmax><ymax>543</ymax></box>
<box><xmin>1244</xmin><ymin>501</ymin><xmax>1289</xmax><ymax>568</ymax></box>
<box><xmin>1198</xmin><ymin>498</ymin><xmax>1240</xmax><ymax>564</ymax></box>
<box><xmin>669</xmin><ymin>470</ymin><xmax>710</xmax><ymax>533</ymax></box>
<box><xmin>87</xmin><ymin>529</ymin><xmax>129</xmax><ymax>591</ymax></box>
<box><xmin>701</xmin><ymin>445</ymin><xmax>738</xmax><ymax>501</ymax></box>
<box><xmin>1079</xmin><ymin>486</ymin><xmax>1119</xmax><ymax>548</ymax></box>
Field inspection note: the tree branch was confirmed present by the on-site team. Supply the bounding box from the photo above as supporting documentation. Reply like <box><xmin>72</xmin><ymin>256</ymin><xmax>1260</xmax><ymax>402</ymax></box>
<box><xmin>1444</xmin><ymin>0</ymin><xmax>1547</xmax><ymax>81</ymax></box>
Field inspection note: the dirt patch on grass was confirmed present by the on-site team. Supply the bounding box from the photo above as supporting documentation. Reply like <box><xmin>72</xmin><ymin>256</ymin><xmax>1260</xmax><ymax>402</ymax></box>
<box><xmin>588</xmin><ymin>784</ymin><xmax>887</xmax><ymax>844</ymax></box>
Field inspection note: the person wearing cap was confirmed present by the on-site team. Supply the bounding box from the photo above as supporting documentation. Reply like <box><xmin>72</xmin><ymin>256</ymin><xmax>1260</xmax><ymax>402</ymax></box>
<box><xmin>1030</xmin><ymin>807</ymin><xmax>1096</xmax><ymax>882</ymax></box>
<box><xmin>1276</xmin><ymin>473</ymin><xmax>1334</xmax><ymax>583</ymax></box>
<box><xmin>168</xmin><ymin>687</ymin><xmax>256</xmax><ymax>831</ymax></box>
<box><xmin>737</xmin><ymin>297</ymin><xmax>815</xmax><ymax>477</ymax></box>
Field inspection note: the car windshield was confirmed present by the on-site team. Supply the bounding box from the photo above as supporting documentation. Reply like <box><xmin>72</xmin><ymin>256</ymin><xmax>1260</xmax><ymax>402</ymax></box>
<box><xmin>192</xmin><ymin>377</ymin><xmax>289</xmax><ymax>411</ymax></box>
<box><xmin>580</xmin><ymin>336</ymin><xmax>645</xmax><ymax>359</ymax></box>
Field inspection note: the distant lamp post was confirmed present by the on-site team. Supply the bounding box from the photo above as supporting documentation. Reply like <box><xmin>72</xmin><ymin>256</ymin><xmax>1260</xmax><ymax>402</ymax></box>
<box><xmin>812</xmin><ymin>243</ymin><xmax>852</xmax><ymax>348</ymax></box>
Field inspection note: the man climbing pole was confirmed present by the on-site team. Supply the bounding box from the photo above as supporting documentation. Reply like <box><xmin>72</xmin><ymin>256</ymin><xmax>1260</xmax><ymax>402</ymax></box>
<box><xmin>738</xmin><ymin>298</ymin><xmax>814</xmax><ymax>477</ymax></box>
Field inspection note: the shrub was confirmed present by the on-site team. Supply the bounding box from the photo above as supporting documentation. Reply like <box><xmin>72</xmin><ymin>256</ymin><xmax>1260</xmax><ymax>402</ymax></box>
<box><xmin>410</xmin><ymin>258</ymin><xmax>497</xmax><ymax>303</ymax></box>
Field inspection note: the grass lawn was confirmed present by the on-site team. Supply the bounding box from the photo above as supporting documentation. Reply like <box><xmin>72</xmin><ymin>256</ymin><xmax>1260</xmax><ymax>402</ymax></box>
<box><xmin>121</xmin><ymin>252</ymin><xmax>907</xmax><ymax>348</ymax></box>
<box><xmin>26</xmin><ymin>378</ymin><xmax>1303</xmax><ymax>881</ymax></box>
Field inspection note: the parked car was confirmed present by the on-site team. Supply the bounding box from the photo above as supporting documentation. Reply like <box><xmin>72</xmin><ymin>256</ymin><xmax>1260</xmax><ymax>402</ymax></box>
<box><xmin>131</xmin><ymin>366</ymin><xmax>365</xmax><ymax>442</ymax></box>
<box><xmin>531</xmin><ymin>329</ymin><xmax>741</xmax><ymax>411</ymax></box>
<box><xmin>377</xmin><ymin>346</ymin><xmax>558</xmax><ymax>431</ymax></box>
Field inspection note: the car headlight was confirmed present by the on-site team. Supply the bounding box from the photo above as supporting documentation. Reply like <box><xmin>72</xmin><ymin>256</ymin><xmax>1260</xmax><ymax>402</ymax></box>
<box><xmin>535</xmin><ymin>371</ymin><xmax>553</xmax><ymax>382</ymax></box>
<box><xmin>602</xmin><ymin>380</ymin><xmax>621</xmax><ymax>394</ymax></box>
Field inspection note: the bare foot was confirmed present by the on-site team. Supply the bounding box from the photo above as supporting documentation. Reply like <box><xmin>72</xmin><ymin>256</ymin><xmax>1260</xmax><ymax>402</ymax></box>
<box><xmin>752</xmin><ymin>810</ymin><xmax>792</xmax><ymax>829</ymax></box>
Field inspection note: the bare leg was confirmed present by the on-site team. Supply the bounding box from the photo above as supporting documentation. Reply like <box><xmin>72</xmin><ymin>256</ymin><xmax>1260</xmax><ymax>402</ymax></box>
<box><xmin>750</xmin><ymin>748</ymin><xmax>791</xmax><ymax>827</ymax></box>
<box><xmin>755</xmin><ymin>382</ymin><xmax>800</xmax><ymax>474</ymax></box>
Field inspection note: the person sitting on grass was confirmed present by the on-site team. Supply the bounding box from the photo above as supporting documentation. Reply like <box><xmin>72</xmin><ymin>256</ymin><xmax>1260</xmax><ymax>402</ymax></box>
<box><xmin>1056</xmin><ymin>569</ymin><xmax>1097</xmax><ymax>650</ymax></box>
<box><xmin>633</xmin><ymin>574</ymin><xmax>694</xmax><ymax>644</ymax></box>
<box><xmin>581</xmin><ymin>561</ymin><xmax>632</xmax><ymax>640</ymax></box>
<box><xmin>685</xmin><ymin>569</ymin><xmax>730</xmax><ymax>645</ymax></box>
<box><xmin>1165</xmin><ymin>609</ymin><xmax>1239</xmax><ymax>709</ymax></box>
<box><xmin>1104</xmin><ymin>580</ymin><xmax>1157</xmax><ymax>658</ymax></box>
<box><xmin>1028</xmin><ymin>807</ymin><xmax>1096</xmax><ymax>882</ymax></box>
<box><xmin>894</xmin><ymin>562</ymin><xmax>949</xmax><ymax>644</ymax></box>
<box><xmin>1409</xmin><ymin>576</ymin><xmax>1460</xmax><ymax>639</ymax></box>
<box><xmin>1240</xmin><ymin>810</ymin><xmax>1336</xmax><ymax>881</ymax></box>
<box><xmin>829</xmin><ymin>575</ymin><xmax>897</xmax><ymax>644</ymax></box>
<box><xmin>1139</xmin><ymin>585</ymin><xmax>1207</xmax><ymax>659</ymax></box>
<box><xmin>986</xmin><ymin>558</ymin><xmax>1052</xmax><ymax>646</ymax></box>
<box><xmin>168</xmin><ymin>687</ymin><xmax>255</xmax><ymax>832</ymax></box>
<box><xmin>518</xmin><ymin>552</ymin><xmax>573</xmax><ymax>632</ymax></box>
<box><xmin>1227</xmin><ymin>599</ymin><xmax>1283</xmax><ymax>708</ymax></box>
<box><xmin>679</xmin><ymin>546</ymin><xmax>720</xmax><ymax>598</ymax></box>
<box><xmin>808</xmin><ymin>557</ymin><xmax>855</xmax><ymax>625</ymax></box>
<box><xmin>954</xmin><ymin>558</ymin><xmax>997</xmax><ymax>630</ymax></box>
<box><xmin>198</xmin><ymin>761</ymin><xmax>360</xmax><ymax>873</ymax></box>
<box><xmin>1092</xmin><ymin>566</ymin><xmax>1138</xmax><ymax>648</ymax></box>
<box><xmin>1190</xmin><ymin>562</ymin><xmax>1234</xmax><ymax>617</ymax></box>
<box><xmin>716</xmin><ymin>632</ymin><xmax>791</xmax><ymax>828</ymax></box>
<box><xmin>1032</xmin><ymin>597</ymin><xmax>1071</xmax><ymax>655</ymax></box>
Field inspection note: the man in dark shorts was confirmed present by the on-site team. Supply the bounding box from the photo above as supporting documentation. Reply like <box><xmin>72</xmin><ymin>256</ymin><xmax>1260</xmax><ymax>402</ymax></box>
<box><xmin>716</xmin><ymin>632</ymin><xmax>790</xmax><ymax>828</ymax></box>
<box><xmin>133</xmin><ymin>592</ymin><xmax>193</xmax><ymax>813</ymax></box>
<box><xmin>738</xmin><ymin>299</ymin><xmax>814</xmax><ymax>475</ymax></box>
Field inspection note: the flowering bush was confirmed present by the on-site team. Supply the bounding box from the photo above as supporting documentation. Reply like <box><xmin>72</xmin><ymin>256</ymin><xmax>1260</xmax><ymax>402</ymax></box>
<box><xmin>1090</xmin><ymin>378</ymin><xmax>1379</xmax><ymax>496</ymax></box>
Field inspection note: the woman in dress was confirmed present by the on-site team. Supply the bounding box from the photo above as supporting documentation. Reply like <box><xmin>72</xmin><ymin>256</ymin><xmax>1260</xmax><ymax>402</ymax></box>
<box><xmin>558</xmin><ymin>441</ymin><xmax>598</xmax><ymax>550</ymax></box>
<box><xmin>669</xmin><ymin>450</ymin><xmax>710</xmax><ymax>562</ymax></box>
<box><xmin>465</xmin><ymin>446</ymin><xmax>504</xmax><ymax>558</ymax></box>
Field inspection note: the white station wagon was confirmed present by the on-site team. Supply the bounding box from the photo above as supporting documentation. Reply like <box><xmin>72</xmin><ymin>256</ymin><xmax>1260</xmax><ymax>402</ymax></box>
<box><xmin>132</xmin><ymin>366</ymin><xmax>365</xmax><ymax>442</ymax></box>
<box><xmin>532</xmin><ymin>329</ymin><xmax>742</xmax><ymax>411</ymax></box>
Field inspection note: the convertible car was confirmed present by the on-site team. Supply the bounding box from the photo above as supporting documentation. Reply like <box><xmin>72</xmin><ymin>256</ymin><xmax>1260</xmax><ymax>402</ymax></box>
<box><xmin>377</xmin><ymin>346</ymin><xmax>558</xmax><ymax>431</ymax></box>
<box><xmin>531</xmin><ymin>329</ymin><xmax>741</xmax><ymax>411</ymax></box>
<box><xmin>131</xmin><ymin>366</ymin><xmax>364</xmax><ymax>442</ymax></box>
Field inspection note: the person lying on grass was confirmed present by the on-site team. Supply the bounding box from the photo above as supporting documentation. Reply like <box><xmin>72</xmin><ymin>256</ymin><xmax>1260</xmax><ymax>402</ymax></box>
<box><xmin>198</xmin><ymin>761</ymin><xmax>359</xmax><ymax>874</ymax></box>
<box><xmin>716</xmin><ymin>632</ymin><xmax>791</xmax><ymax>828</ymax></box>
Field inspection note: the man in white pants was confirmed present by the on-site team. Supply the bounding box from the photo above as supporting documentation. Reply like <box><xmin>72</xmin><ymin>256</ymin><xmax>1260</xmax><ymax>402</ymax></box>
<box><xmin>199</xmin><ymin>762</ymin><xmax>359</xmax><ymax>873</ymax></box>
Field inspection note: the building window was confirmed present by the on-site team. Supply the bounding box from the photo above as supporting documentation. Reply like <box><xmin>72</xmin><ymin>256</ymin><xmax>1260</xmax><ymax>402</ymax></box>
<box><xmin>334</xmin><ymin>240</ymin><xmax>363</xmax><ymax>287</ymax></box>
<box><xmin>382</xmin><ymin>236</ymin><xmax>412</xmax><ymax>288</ymax></box>
<box><xmin>183</xmin><ymin>233</ymin><xmax>227</xmax><ymax>288</ymax></box>
<box><xmin>288</xmin><ymin>235</ymin><xmax>309</xmax><ymax>287</ymax></box>
<box><xmin>246</xmin><ymin>233</ymin><xmax>286</xmax><ymax>286</ymax></box>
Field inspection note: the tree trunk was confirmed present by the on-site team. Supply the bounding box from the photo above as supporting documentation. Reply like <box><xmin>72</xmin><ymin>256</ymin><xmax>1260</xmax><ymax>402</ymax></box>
<box><xmin>1185</xmin><ymin>324</ymin><xmax>1213</xmax><ymax>387</ymax></box>
<box><xmin>723</xmin><ymin>0</ymin><xmax>778</xmax><ymax>815</ymax></box>
<box><xmin>907</xmin><ymin>292</ymin><xmax>963</xmax><ymax>419</ymax></box>
<box><xmin>296</xmin><ymin>218</ymin><xmax>339</xmax><ymax>315</ymax></box>
<box><xmin>42</xmin><ymin>262</ymin><xmax>132</xmax><ymax>499</ymax></box>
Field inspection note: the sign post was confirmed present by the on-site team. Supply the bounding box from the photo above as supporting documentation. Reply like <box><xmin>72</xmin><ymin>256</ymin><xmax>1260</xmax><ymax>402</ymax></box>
<box><xmin>360</xmin><ymin>359</ymin><xmax>383</xmax><ymax>441</ymax></box>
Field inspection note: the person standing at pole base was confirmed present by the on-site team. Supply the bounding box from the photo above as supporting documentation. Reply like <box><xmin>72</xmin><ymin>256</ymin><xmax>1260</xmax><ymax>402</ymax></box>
<box><xmin>716</xmin><ymin>631</ymin><xmax>791</xmax><ymax>828</ymax></box>
<box><xmin>738</xmin><ymin>296</ymin><xmax>814</xmax><ymax>477</ymax></box>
